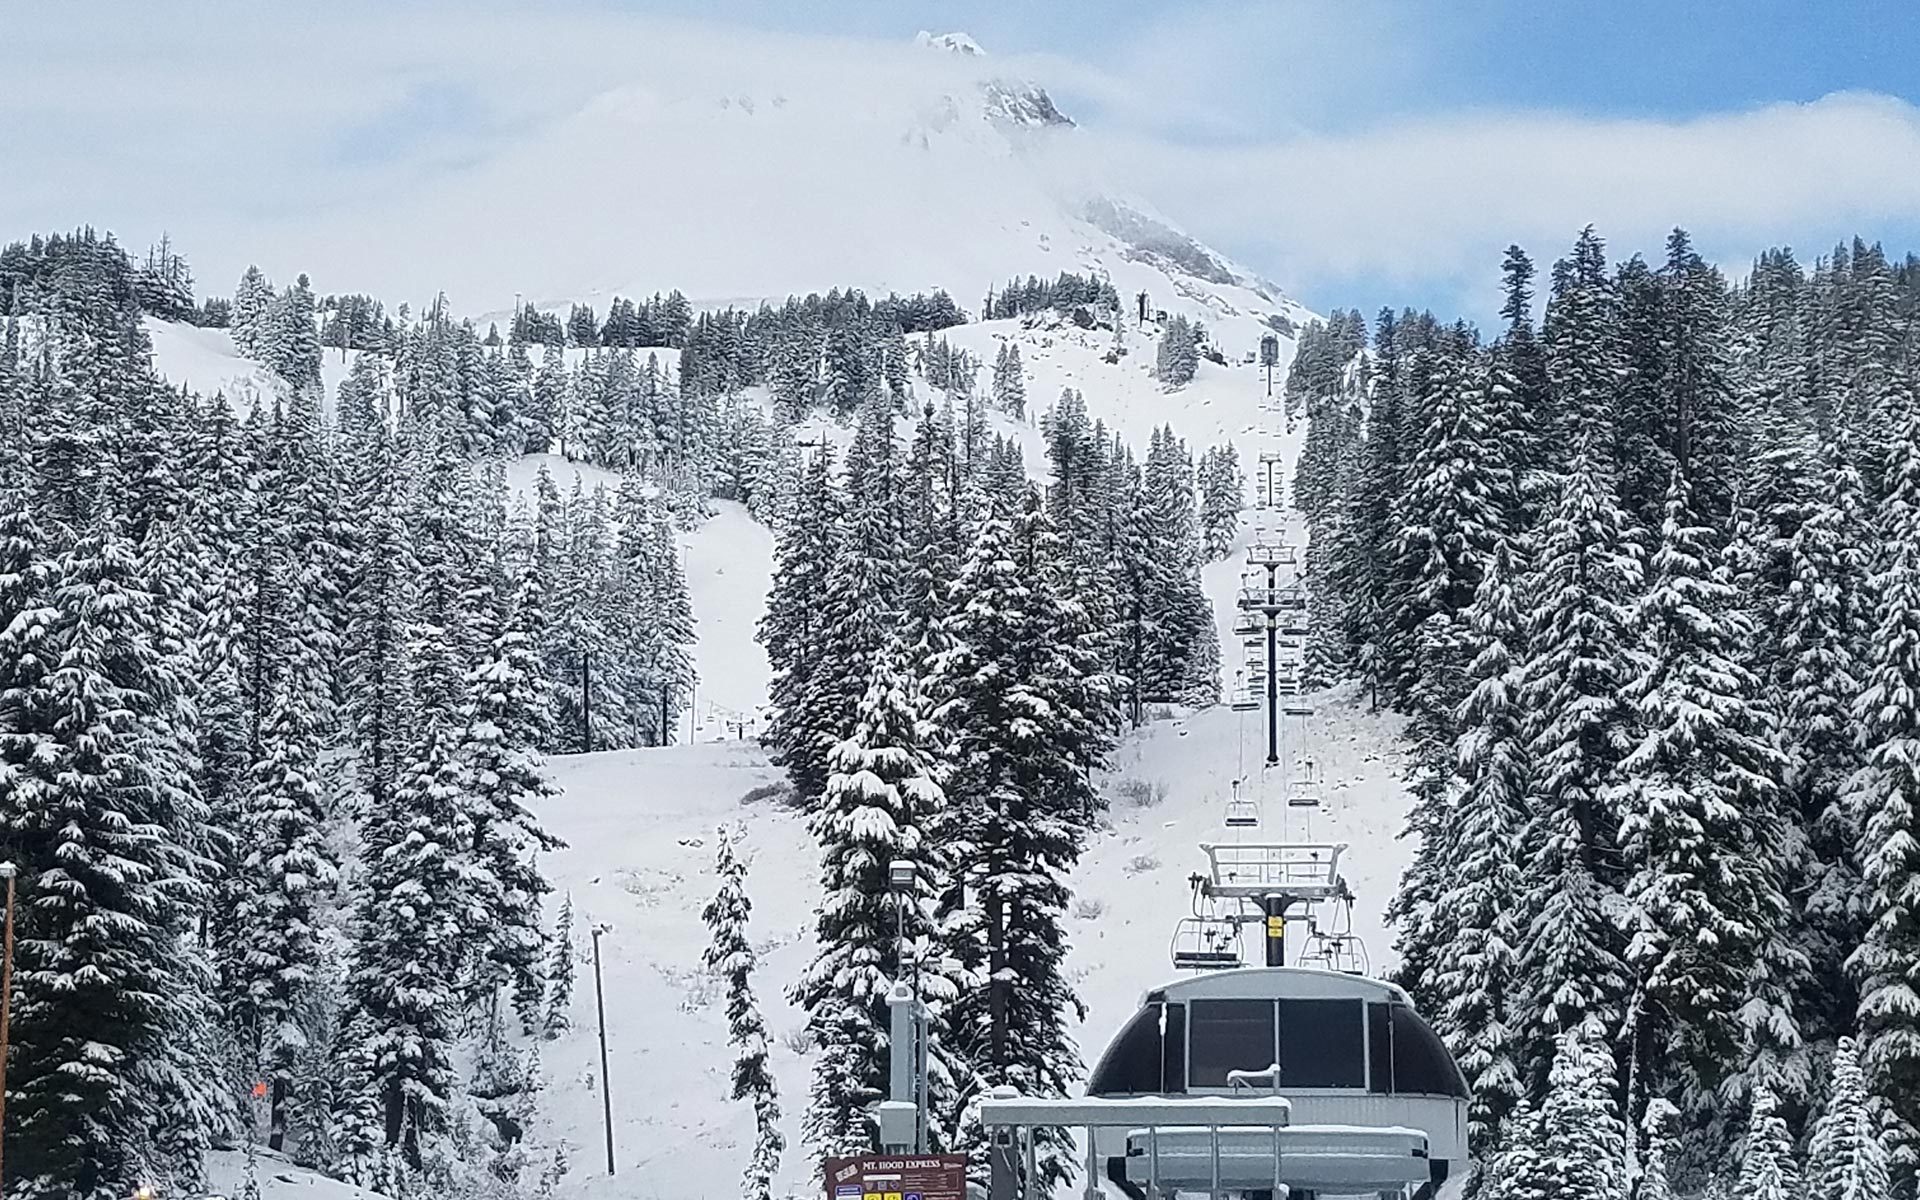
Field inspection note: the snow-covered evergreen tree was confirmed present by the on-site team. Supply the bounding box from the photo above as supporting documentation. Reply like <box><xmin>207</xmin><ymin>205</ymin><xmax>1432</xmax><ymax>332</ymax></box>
<box><xmin>1535</xmin><ymin>1021</ymin><xmax>1629</xmax><ymax>1200</ymax></box>
<box><xmin>2</xmin><ymin>530</ymin><xmax>217</xmax><ymax>1198</ymax></box>
<box><xmin>991</xmin><ymin>341</ymin><xmax>1026</xmax><ymax>419</ymax></box>
<box><xmin>703</xmin><ymin>827</ymin><xmax>784</xmax><ymax>1200</ymax></box>
<box><xmin>760</xmin><ymin>445</ymin><xmax>842</xmax><ymax>798</ymax></box>
<box><xmin>1513</xmin><ymin>445</ymin><xmax>1640</xmax><ymax>1081</ymax></box>
<box><xmin>456</xmin><ymin>560</ymin><xmax>564</xmax><ymax>1026</ymax></box>
<box><xmin>1806</xmin><ymin>1038</ymin><xmax>1890</xmax><ymax>1200</ymax></box>
<box><xmin>792</xmin><ymin>642</ymin><xmax>954</xmax><ymax>1157</ymax></box>
<box><xmin>1431</xmin><ymin>538</ymin><xmax>1529</xmax><ymax>1152</ymax></box>
<box><xmin>544</xmin><ymin>895</ymin><xmax>575</xmax><ymax>1039</ymax></box>
<box><xmin>1733</xmin><ymin>1083</ymin><xmax>1800</xmax><ymax>1200</ymax></box>
<box><xmin>1611</xmin><ymin>471</ymin><xmax>1794</xmax><ymax>1124</ymax></box>
<box><xmin>1197</xmin><ymin>442</ymin><xmax>1244</xmax><ymax>561</ymax></box>
<box><xmin>1155</xmin><ymin>315</ymin><xmax>1199</xmax><ymax>386</ymax></box>
<box><xmin>1638</xmin><ymin>1098</ymin><xmax>1679</xmax><ymax>1200</ymax></box>
<box><xmin>934</xmin><ymin>487</ymin><xmax>1108</xmax><ymax>1186</ymax></box>
<box><xmin>1849</xmin><ymin>386</ymin><xmax>1920</xmax><ymax>1178</ymax></box>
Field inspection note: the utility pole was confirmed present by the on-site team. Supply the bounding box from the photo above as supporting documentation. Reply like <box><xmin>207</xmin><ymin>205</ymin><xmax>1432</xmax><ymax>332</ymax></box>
<box><xmin>883</xmin><ymin>861</ymin><xmax>929</xmax><ymax>1155</ymax></box>
<box><xmin>0</xmin><ymin>861</ymin><xmax>16</xmax><ymax>1195</ymax></box>
<box><xmin>581</xmin><ymin>650</ymin><xmax>593</xmax><ymax>754</ymax></box>
<box><xmin>590</xmin><ymin>922</ymin><xmax>616</xmax><ymax>1175</ymax></box>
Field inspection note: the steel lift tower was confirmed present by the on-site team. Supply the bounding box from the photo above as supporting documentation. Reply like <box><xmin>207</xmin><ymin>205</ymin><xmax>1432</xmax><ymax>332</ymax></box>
<box><xmin>1237</xmin><ymin>541</ymin><xmax>1302</xmax><ymax>766</ymax></box>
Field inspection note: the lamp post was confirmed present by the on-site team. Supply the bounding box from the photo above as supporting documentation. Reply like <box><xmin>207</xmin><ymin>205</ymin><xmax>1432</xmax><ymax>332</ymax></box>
<box><xmin>0</xmin><ymin>860</ymin><xmax>17</xmax><ymax>1196</ymax></box>
<box><xmin>885</xmin><ymin>859</ymin><xmax>928</xmax><ymax>1154</ymax></box>
<box><xmin>590</xmin><ymin>922</ymin><xmax>615</xmax><ymax>1176</ymax></box>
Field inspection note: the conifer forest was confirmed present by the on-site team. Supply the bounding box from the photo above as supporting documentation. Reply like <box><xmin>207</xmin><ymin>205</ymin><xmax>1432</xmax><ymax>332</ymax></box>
<box><xmin>5</xmin><ymin>12</ymin><xmax>1920</xmax><ymax>1200</ymax></box>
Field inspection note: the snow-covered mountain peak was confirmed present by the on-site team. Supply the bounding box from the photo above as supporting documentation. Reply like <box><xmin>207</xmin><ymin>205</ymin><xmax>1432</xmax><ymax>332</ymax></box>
<box><xmin>299</xmin><ymin>29</ymin><xmax>1305</xmax><ymax>348</ymax></box>
<box><xmin>914</xmin><ymin>30</ymin><xmax>987</xmax><ymax>56</ymax></box>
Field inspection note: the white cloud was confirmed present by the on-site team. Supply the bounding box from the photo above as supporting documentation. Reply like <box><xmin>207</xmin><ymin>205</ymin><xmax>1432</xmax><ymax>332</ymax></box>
<box><xmin>1091</xmin><ymin>91</ymin><xmax>1920</xmax><ymax>311</ymax></box>
<box><xmin>3</xmin><ymin>4</ymin><xmax>1916</xmax><ymax>319</ymax></box>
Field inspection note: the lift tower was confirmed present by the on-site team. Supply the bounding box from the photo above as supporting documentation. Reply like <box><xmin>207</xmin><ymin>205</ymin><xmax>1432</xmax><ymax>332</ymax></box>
<box><xmin>1238</xmin><ymin>541</ymin><xmax>1301</xmax><ymax>766</ymax></box>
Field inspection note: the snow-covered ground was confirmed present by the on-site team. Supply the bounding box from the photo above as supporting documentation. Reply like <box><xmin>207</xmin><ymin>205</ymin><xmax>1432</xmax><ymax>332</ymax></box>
<box><xmin>531</xmin><ymin>690</ymin><xmax>1412</xmax><ymax>1200</ymax></box>
<box><xmin>203</xmin><ymin>1148</ymin><xmax>390</xmax><ymax>1200</ymax></box>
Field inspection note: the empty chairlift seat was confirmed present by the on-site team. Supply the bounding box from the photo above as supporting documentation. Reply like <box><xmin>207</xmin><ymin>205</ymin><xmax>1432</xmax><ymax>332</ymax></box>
<box><xmin>1224</xmin><ymin>796</ymin><xmax>1260</xmax><ymax>828</ymax></box>
<box><xmin>1288</xmin><ymin>762</ymin><xmax>1324</xmax><ymax>808</ymax></box>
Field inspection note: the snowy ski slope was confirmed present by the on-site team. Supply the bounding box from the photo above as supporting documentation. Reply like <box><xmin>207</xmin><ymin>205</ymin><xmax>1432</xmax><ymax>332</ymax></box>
<box><xmin>144</xmin><ymin>269</ymin><xmax>1417</xmax><ymax>1200</ymax></box>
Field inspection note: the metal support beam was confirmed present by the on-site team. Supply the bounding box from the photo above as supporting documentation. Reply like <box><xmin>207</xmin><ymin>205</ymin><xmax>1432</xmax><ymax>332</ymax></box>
<box><xmin>1263</xmin><ymin>894</ymin><xmax>1287</xmax><ymax>967</ymax></box>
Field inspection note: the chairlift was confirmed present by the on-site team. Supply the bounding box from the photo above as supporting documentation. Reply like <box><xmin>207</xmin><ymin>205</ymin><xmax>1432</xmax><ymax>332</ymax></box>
<box><xmin>1288</xmin><ymin>760</ymin><xmax>1323</xmax><ymax>808</ymax></box>
<box><xmin>1170</xmin><ymin>918</ymin><xmax>1243</xmax><ymax>969</ymax></box>
<box><xmin>1224</xmin><ymin>780</ymin><xmax>1259</xmax><ymax>828</ymax></box>
<box><xmin>1281</xmin><ymin>703</ymin><xmax>1313</xmax><ymax>718</ymax></box>
<box><xmin>1171</xmin><ymin>875</ymin><xmax>1245</xmax><ymax>970</ymax></box>
<box><xmin>1299</xmin><ymin>894</ymin><xmax>1371</xmax><ymax>975</ymax></box>
<box><xmin>1230</xmin><ymin>693</ymin><xmax>1260</xmax><ymax>712</ymax></box>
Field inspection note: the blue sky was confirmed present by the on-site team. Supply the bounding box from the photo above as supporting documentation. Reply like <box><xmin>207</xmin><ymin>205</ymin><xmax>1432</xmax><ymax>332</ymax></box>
<box><xmin>3</xmin><ymin>1</ymin><xmax>1917</xmax><ymax>322</ymax></box>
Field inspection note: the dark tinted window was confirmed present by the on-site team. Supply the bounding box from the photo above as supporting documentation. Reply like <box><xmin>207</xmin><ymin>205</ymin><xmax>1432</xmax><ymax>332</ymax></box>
<box><xmin>1088</xmin><ymin>1004</ymin><xmax>1166</xmax><ymax>1095</ymax></box>
<box><xmin>1390</xmin><ymin>1004</ymin><xmax>1468</xmax><ymax>1097</ymax></box>
<box><xmin>1188</xmin><ymin>999</ymin><xmax>1276</xmax><ymax>1087</ymax></box>
<box><xmin>1279</xmin><ymin>999</ymin><xmax>1365</xmax><ymax>1088</ymax></box>
<box><xmin>1368</xmin><ymin>1003</ymin><xmax>1392</xmax><ymax>1093</ymax></box>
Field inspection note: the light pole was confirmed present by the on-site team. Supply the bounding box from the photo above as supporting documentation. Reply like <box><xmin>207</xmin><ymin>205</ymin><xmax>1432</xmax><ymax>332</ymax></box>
<box><xmin>0</xmin><ymin>860</ymin><xmax>17</xmax><ymax>1196</ymax></box>
<box><xmin>885</xmin><ymin>860</ymin><xmax>928</xmax><ymax>1154</ymax></box>
<box><xmin>590</xmin><ymin>922</ymin><xmax>615</xmax><ymax>1176</ymax></box>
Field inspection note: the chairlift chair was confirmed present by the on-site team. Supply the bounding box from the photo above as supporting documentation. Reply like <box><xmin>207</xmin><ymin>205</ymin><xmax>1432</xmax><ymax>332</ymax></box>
<box><xmin>1287</xmin><ymin>760</ymin><xmax>1323</xmax><ymax>808</ymax></box>
<box><xmin>1169</xmin><ymin>918</ymin><xmax>1244</xmax><ymax>970</ymax></box>
<box><xmin>1224</xmin><ymin>780</ymin><xmax>1260</xmax><ymax>827</ymax></box>
<box><xmin>1230</xmin><ymin>693</ymin><xmax>1260</xmax><ymax>712</ymax></box>
<box><xmin>1299</xmin><ymin>894</ymin><xmax>1372</xmax><ymax>975</ymax></box>
<box><xmin>1171</xmin><ymin>876</ymin><xmax>1245</xmax><ymax>970</ymax></box>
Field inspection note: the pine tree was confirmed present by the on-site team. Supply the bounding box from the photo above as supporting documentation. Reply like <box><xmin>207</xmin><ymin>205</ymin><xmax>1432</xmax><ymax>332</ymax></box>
<box><xmin>1638</xmin><ymin>1098</ymin><xmax>1678</xmax><ymax>1200</ymax></box>
<box><xmin>1196</xmin><ymin>443</ymin><xmax>1244</xmax><ymax>561</ymax></box>
<box><xmin>1806</xmin><ymin>1038</ymin><xmax>1890</xmax><ymax>1200</ymax></box>
<box><xmin>1155</xmin><ymin>315</ymin><xmax>1198</xmax><ymax>386</ymax></box>
<box><xmin>1849</xmin><ymin>386</ymin><xmax>1920</xmax><ymax>1177</ymax></box>
<box><xmin>457</xmin><ymin>561</ymin><xmax>564</xmax><ymax>1027</ymax></box>
<box><xmin>544</xmin><ymin>895</ymin><xmax>575</xmax><ymax>1039</ymax></box>
<box><xmin>933</xmin><ymin>488</ymin><xmax>1107</xmax><ymax>1185</ymax></box>
<box><xmin>792</xmin><ymin>643</ymin><xmax>952</xmax><ymax>1157</ymax></box>
<box><xmin>1776</xmin><ymin>438</ymin><xmax>1875</xmax><ymax>1047</ymax></box>
<box><xmin>1513</xmin><ymin>446</ymin><xmax>1640</xmax><ymax>1081</ymax></box>
<box><xmin>1733</xmin><ymin>1083</ymin><xmax>1800</xmax><ymax>1200</ymax></box>
<box><xmin>1484</xmin><ymin>1097</ymin><xmax>1550</xmax><ymax>1200</ymax></box>
<box><xmin>761</xmin><ymin>446</ymin><xmax>843</xmax><ymax>797</ymax></box>
<box><xmin>232</xmin><ymin>265</ymin><xmax>274</xmax><ymax>357</ymax></box>
<box><xmin>2</xmin><ymin>530</ymin><xmax>216</xmax><ymax>1198</ymax></box>
<box><xmin>1611</xmin><ymin>471</ymin><xmax>1792</xmax><ymax>1122</ymax></box>
<box><xmin>230</xmin><ymin>563</ymin><xmax>340</xmax><ymax>1152</ymax></box>
<box><xmin>703</xmin><ymin>827</ymin><xmax>784</xmax><ymax>1200</ymax></box>
<box><xmin>991</xmin><ymin>342</ymin><xmax>1026</xmax><ymax>419</ymax></box>
<box><xmin>1535</xmin><ymin>1021</ymin><xmax>1628</xmax><ymax>1200</ymax></box>
<box><xmin>1431</xmin><ymin>539</ymin><xmax>1529</xmax><ymax>1152</ymax></box>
